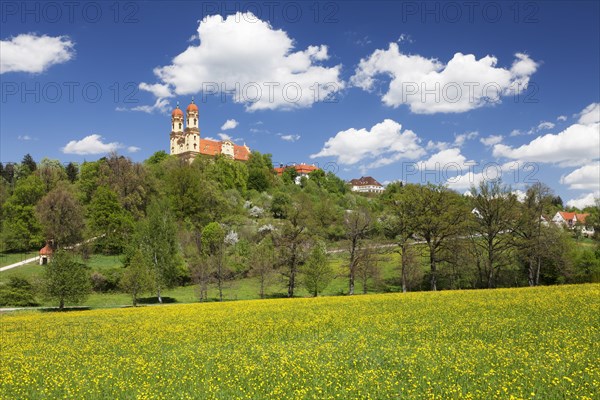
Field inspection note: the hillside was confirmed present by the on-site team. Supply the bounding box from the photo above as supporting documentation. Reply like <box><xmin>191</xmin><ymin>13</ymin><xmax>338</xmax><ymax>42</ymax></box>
<box><xmin>1</xmin><ymin>284</ymin><xmax>598</xmax><ymax>399</ymax></box>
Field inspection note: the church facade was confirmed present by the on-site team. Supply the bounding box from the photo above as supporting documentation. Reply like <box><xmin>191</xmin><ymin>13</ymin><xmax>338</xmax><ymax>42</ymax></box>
<box><xmin>170</xmin><ymin>99</ymin><xmax>250</xmax><ymax>162</ymax></box>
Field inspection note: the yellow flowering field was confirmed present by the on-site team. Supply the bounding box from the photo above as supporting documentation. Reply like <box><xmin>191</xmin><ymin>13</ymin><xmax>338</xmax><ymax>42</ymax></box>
<box><xmin>1</xmin><ymin>284</ymin><xmax>599</xmax><ymax>399</ymax></box>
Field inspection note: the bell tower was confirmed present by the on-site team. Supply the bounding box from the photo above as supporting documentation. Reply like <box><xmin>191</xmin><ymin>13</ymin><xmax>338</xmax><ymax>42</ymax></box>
<box><xmin>170</xmin><ymin>102</ymin><xmax>184</xmax><ymax>155</ymax></box>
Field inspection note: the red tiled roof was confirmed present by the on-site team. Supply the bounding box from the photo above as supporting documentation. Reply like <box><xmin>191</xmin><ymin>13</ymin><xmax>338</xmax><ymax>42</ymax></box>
<box><xmin>198</xmin><ymin>139</ymin><xmax>250</xmax><ymax>161</ymax></box>
<box><xmin>559</xmin><ymin>211</ymin><xmax>589</xmax><ymax>223</ymax></box>
<box><xmin>39</xmin><ymin>243</ymin><xmax>53</xmax><ymax>256</ymax></box>
<box><xmin>274</xmin><ymin>163</ymin><xmax>319</xmax><ymax>176</ymax></box>
<box><xmin>349</xmin><ymin>176</ymin><xmax>383</xmax><ymax>187</ymax></box>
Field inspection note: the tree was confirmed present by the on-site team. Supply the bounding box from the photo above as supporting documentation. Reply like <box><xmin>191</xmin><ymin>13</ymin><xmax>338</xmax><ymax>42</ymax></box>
<box><xmin>35</xmin><ymin>158</ymin><xmax>67</xmax><ymax>192</ymax></box>
<box><xmin>275</xmin><ymin>193</ymin><xmax>313</xmax><ymax>297</ymax></box>
<box><xmin>468</xmin><ymin>180</ymin><xmax>519</xmax><ymax>288</ymax></box>
<box><xmin>202</xmin><ymin>222</ymin><xmax>227</xmax><ymax>301</ymax></box>
<box><xmin>301</xmin><ymin>242</ymin><xmax>333</xmax><ymax>297</ymax></box>
<box><xmin>356</xmin><ymin>246</ymin><xmax>381</xmax><ymax>294</ymax></box>
<box><xmin>247</xmin><ymin>151</ymin><xmax>274</xmax><ymax>192</ymax></box>
<box><xmin>21</xmin><ymin>153</ymin><xmax>37</xmax><ymax>174</ymax></box>
<box><xmin>382</xmin><ymin>183</ymin><xmax>419</xmax><ymax>293</ymax></box>
<box><xmin>121</xmin><ymin>250</ymin><xmax>153</xmax><ymax>306</ymax></box>
<box><xmin>413</xmin><ymin>184</ymin><xmax>468</xmax><ymax>291</ymax></box>
<box><xmin>88</xmin><ymin>186</ymin><xmax>133</xmax><ymax>254</ymax></box>
<box><xmin>344</xmin><ymin>207</ymin><xmax>372</xmax><ymax>295</ymax></box>
<box><xmin>249</xmin><ymin>237</ymin><xmax>276</xmax><ymax>299</ymax></box>
<box><xmin>1</xmin><ymin>174</ymin><xmax>46</xmax><ymax>251</ymax></box>
<box><xmin>36</xmin><ymin>184</ymin><xmax>85</xmax><ymax>249</ymax></box>
<box><xmin>515</xmin><ymin>183</ymin><xmax>554</xmax><ymax>286</ymax></box>
<box><xmin>42</xmin><ymin>250</ymin><xmax>91</xmax><ymax>310</ymax></box>
<box><xmin>66</xmin><ymin>162</ymin><xmax>78</xmax><ymax>183</ymax></box>
<box><xmin>137</xmin><ymin>197</ymin><xmax>180</xmax><ymax>303</ymax></box>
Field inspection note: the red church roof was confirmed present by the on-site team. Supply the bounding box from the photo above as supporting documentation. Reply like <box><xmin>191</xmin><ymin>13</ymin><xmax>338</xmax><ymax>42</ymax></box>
<box><xmin>198</xmin><ymin>139</ymin><xmax>250</xmax><ymax>161</ymax></box>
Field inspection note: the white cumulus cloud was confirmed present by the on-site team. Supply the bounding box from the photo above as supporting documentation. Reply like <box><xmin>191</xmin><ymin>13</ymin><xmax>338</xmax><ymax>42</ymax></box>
<box><xmin>1</xmin><ymin>34</ymin><xmax>75</xmax><ymax>74</ymax></box>
<box><xmin>142</xmin><ymin>12</ymin><xmax>343</xmax><ymax>111</ymax></box>
<box><xmin>560</xmin><ymin>164</ymin><xmax>600</xmax><ymax>190</ymax></box>
<box><xmin>492</xmin><ymin>122</ymin><xmax>600</xmax><ymax>166</ymax></box>
<box><xmin>280</xmin><ymin>134</ymin><xmax>301</xmax><ymax>142</ymax></box>
<box><xmin>350</xmin><ymin>43</ymin><xmax>538</xmax><ymax>114</ymax></box>
<box><xmin>566</xmin><ymin>192</ymin><xmax>599</xmax><ymax>209</ymax></box>
<box><xmin>578</xmin><ymin>103</ymin><xmax>600</xmax><ymax>125</ymax></box>
<box><xmin>310</xmin><ymin>119</ymin><xmax>425</xmax><ymax>166</ymax></box>
<box><xmin>480</xmin><ymin>135</ymin><xmax>503</xmax><ymax>146</ymax></box>
<box><xmin>221</xmin><ymin>119</ymin><xmax>239</xmax><ymax>130</ymax></box>
<box><xmin>62</xmin><ymin>135</ymin><xmax>122</xmax><ymax>155</ymax></box>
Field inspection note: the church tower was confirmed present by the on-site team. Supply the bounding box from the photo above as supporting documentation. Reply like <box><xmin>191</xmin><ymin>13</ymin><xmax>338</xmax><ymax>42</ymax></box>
<box><xmin>184</xmin><ymin>98</ymin><xmax>200</xmax><ymax>154</ymax></box>
<box><xmin>170</xmin><ymin>103</ymin><xmax>184</xmax><ymax>155</ymax></box>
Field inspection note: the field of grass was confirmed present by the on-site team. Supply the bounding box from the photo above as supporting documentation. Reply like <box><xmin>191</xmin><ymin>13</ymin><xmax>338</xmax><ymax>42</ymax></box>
<box><xmin>0</xmin><ymin>252</ymin><xmax>38</xmax><ymax>268</ymax></box>
<box><xmin>1</xmin><ymin>284</ymin><xmax>598</xmax><ymax>399</ymax></box>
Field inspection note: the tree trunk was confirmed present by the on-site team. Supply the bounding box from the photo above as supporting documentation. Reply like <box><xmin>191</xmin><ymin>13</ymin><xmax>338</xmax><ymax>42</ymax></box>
<box><xmin>349</xmin><ymin>237</ymin><xmax>357</xmax><ymax>295</ymax></box>
<box><xmin>527</xmin><ymin>258</ymin><xmax>535</xmax><ymax>286</ymax></box>
<box><xmin>157</xmin><ymin>287</ymin><xmax>162</xmax><ymax>304</ymax></box>
<box><xmin>429</xmin><ymin>247</ymin><xmax>437</xmax><ymax>291</ymax></box>
<box><xmin>59</xmin><ymin>298</ymin><xmax>65</xmax><ymax>310</ymax></box>
<box><xmin>535</xmin><ymin>256</ymin><xmax>542</xmax><ymax>286</ymax></box>
<box><xmin>401</xmin><ymin>242</ymin><xmax>408</xmax><ymax>293</ymax></box>
<box><xmin>288</xmin><ymin>243</ymin><xmax>297</xmax><ymax>297</ymax></box>
<box><xmin>259</xmin><ymin>275</ymin><xmax>265</xmax><ymax>299</ymax></box>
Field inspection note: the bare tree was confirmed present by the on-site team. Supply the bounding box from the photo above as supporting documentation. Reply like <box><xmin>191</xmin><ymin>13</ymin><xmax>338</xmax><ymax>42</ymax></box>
<box><xmin>344</xmin><ymin>207</ymin><xmax>372</xmax><ymax>295</ymax></box>
<box><xmin>249</xmin><ymin>237</ymin><xmax>276</xmax><ymax>299</ymax></box>
<box><xmin>468</xmin><ymin>180</ymin><xmax>519</xmax><ymax>288</ymax></box>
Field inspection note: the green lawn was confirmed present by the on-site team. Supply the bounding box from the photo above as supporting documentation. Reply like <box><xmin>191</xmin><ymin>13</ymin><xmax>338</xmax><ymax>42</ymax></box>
<box><xmin>0</xmin><ymin>251</ymin><xmax>38</xmax><ymax>268</ymax></box>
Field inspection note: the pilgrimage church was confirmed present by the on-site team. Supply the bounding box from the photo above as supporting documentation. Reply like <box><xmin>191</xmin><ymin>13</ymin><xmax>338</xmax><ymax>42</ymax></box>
<box><xmin>170</xmin><ymin>99</ymin><xmax>250</xmax><ymax>162</ymax></box>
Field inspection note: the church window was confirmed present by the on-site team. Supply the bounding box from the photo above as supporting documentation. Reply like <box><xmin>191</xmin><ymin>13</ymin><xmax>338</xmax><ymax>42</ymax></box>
<box><xmin>179</xmin><ymin>123</ymin><xmax>182</xmax><ymax>129</ymax></box>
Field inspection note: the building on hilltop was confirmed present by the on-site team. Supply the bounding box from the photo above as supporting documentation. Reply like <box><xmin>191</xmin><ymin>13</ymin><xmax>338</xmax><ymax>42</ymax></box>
<box><xmin>170</xmin><ymin>99</ymin><xmax>250</xmax><ymax>163</ymax></box>
<box><xmin>349</xmin><ymin>176</ymin><xmax>384</xmax><ymax>193</ymax></box>
<box><xmin>274</xmin><ymin>163</ymin><xmax>320</xmax><ymax>184</ymax></box>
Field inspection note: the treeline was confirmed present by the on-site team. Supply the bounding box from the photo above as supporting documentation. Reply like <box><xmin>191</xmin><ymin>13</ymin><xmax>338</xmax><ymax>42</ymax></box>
<box><xmin>0</xmin><ymin>152</ymin><xmax>599</xmax><ymax>307</ymax></box>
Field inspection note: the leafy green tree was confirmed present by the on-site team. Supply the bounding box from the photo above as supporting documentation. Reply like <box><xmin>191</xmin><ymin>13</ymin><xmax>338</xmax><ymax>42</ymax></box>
<box><xmin>21</xmin><ymin>153</ymin><xmax>37</xmax><ymax>175</ymax></box>
<box><xmin>35</xmin><ymin>158</ymin><xmax>68</xmax><ymax>192</ymax></box>
<box><xmin>413</xmin><ymin>184</ymin><xmax>468</xmax><ymax>291</ymax></box>
<box><xmin>66</xmin><ymin>162</ymin><xmax>78</xmax><ymax>183</ymax></box>
<box><xmin>98</xmin><ymin>153</ymin><xmax>152</xmax><ymax>218</ymax></box>
<box><xmin>121</xmin><ymin>249</ymin><xmax>153</xmax><ymax>306</ymax></box>
<box><xmin>42</xmin><ymin>250</ymin><xmax>91</xmax><ymax>310</ymax></box>
<box><xmin>301</xmin><ymin>242</ymin><xmax>333</xmax><ymax>297</ymax></box>
<box><xmin>88</xmin><ymin>186</ymin><xmax>133</xmax><ymax>254</ymax></box>
<box><xmin>0</xmin><ymin>276</ymin><xmax>39</xmax><ymax>307</ymax></box>
<box><xmin>202</xmin><ymin>222</ymin><xmax>227</xmax><ymax>301</ymax></box>
<box><xmin>36</xmin><ymin>184</ymin><xmax>85</xmax><ymax>248</ymax></box>
<box><xmin>205</xmin><ymin>154</ymin><xmax>249</xmax><ymax>193</ymax></box>
<box><xmin>271</xmin><ymin>191</ymin><xmax>291</xmax><ymax>219</ymax></box>
<box><xmin>1</xmin><ymin>174</ymin><xmax>45</xmax><ymax>251</ymax></box>
<box><xmin>78</xmin><ymin>161</ymin><xmax>101</xmax><ymax>204</ymax></box>
<box><xmin>247</xmin><ymin>151</ymin><xmax>274</xmax><ymax>192</ymax></box>
<box><xmin>281</xmin><ymin>166</ymin><xmax>298</xmax><ymax>185</ymax></box>
<box><xmin>137</xmin><ymin>197</ymin><xmax>181</xmax><ymax>303</ymax></box>
<box><xmin>382</xmin><ymin>183</ymin><xmax>418</xmax><ymax>293</ymax></box>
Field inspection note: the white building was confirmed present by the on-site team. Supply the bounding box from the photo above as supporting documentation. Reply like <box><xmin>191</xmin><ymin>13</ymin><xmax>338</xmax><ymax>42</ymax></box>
<box><xmin>552</xmin><ymin>211</ymin><xmax>594</xmax><ymax>236</ymax></box>
<box><xmin>349</xmin><ymin>177</ymin><xmax>384</xmax><ymax>193</ymax></box>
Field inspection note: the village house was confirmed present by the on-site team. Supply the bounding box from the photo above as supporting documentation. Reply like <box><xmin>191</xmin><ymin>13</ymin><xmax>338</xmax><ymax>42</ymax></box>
<box><xmin>552</xmin><ymin>211</ymin><xmax>594</xmax><ymax>236</ymax></box>
<box><xmin>349</xmin><ymin>176</ymin><xmax>385</xmax><ymax>193</ymax></box>
<box><xmin>273</xmin><ymin>163</ymin><xmax>320</xmax><ymax>184</ymax></box>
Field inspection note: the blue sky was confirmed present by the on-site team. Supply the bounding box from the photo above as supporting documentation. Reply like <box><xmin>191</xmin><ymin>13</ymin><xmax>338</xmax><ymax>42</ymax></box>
<box><xmin>1</xmin><ymin>1</ymin><xmax>599</xmax><ymax>207</ymax></box>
